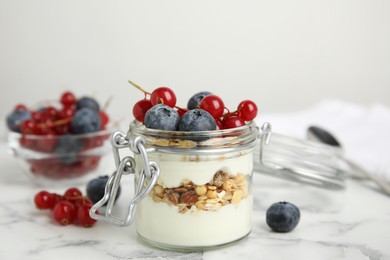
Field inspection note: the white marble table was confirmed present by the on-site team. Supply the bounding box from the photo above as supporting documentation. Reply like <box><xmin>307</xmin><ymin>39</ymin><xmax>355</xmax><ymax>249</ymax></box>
<box><xmin>1</xmin><ymin>140</ymin><xmax>390</xmax><ymax>260</ymax></box>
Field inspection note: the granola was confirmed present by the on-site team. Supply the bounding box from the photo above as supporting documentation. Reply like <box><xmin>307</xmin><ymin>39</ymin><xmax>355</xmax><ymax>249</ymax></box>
<box><xmin>150</xmin><ymin>171</ymin><xmax>249</xmax><ymax>214</ymax></box>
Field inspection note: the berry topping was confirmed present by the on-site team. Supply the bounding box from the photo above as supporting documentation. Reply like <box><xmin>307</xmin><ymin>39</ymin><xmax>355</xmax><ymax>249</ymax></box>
<box><xmin>222</xmin><ymin>115</ymin><xmax>246</xmax><ymax>129</ymax></box>
<box><xmin>266</xmin><ymin>201</ymin><xmax>300</xmax><ymax>232</ymax></box>
<box><xmin>187</xmin><ymin>91</ymin><xmax>212</xmax><ymax>110</ymax></box>
<box><xmin>150</xmin><ymin>87</ymin><xmax>177</xmax><ymax>108</ymax></box>
<box><xmin>71</xmin><ymin>108</ymin><xmax>101</xmax><ymax>134</ymax></box>
<box><xmin>144</xmin><ymin>104</ymin><xmax>180</xmax><ymax>131</ymax></box>
<box><xmin>178</xmin><ymin>109</ymin><xmax>216</xmax><ymax>132</ymax></box>
<box><xmin>199</xmin><ymin>94</ymin><xmax>225</xmax><ymax>120</ymax></box>
<box><xmin>133</xmin><ymin>99</ymin><xmax>153</xmax><ymax>123</ymax></box>
<box><xmin>237</xmin><ymin>100</ymin><xmax>258</xmax><ymax>121</ymax></box>
<box><xmin>128</xmin><ymin>80</ymin><xmax>259</xmax><ymax>131</ymax></box>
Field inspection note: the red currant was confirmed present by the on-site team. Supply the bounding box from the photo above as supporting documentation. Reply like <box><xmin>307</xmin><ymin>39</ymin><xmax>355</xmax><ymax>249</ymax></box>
<box><xmin>74</xmin><ymin>196</ymin><xmax>93</xmax><ymax>208</ymax></box>
<box><xmin>59</xmin><ymin>106</ymin><xmax>75</xmax><ymax>119</ymax></box>
<box><xmin>34</xmin><ymin>191</ymin><xmax>56</xmax><ymax>210</ymax></box>
<box><xmin>15</xmin><ymin>104</ymin><xmax>28</xmax><ymax>111</ymax></box>
<box><xmin>133</xmin><ymin>99</ymin><xmax>153</xmax><ymax>123</ymax></box>
<box><xmin>99</xmin><ymin>111</ymin><xmax>109</xmax><ymax>129</ymax></box>
<box><xmin>42</xmin><ymin>106</ymin><xmax>59</xmax><ymax>120</ymax></box>
<box><xmin>52</xmin><ymin>201</ymin><xmax>76</xmax><ymax>225</ymax></box>
<box><xmin>76</xmin><ymin>205</ymin><xmax>97</xmax><ymax>227</ymax></box>
<box><xmin>176</xmin><ymin>108</ymin><xmax>188</xmax><ymax>118</ymax></box>
<box><xmin>222</xmin><ymin>115</ymin><xmax>245</xmax><ymax>129</ymax></box>
<box><xmin>31</xmin><ymin>111</ymin><xmax>44</xmax><ymax>122</ymax></box>
<box><xmin>64</xmin><ymin>187</ymin><xmax>83</xmax><ymax>201</ymax></box>
<box><xmin>199</xmin><ymin>95</ymin><xmax>225</xmax><ymax>120</ymax></box>
<box><xmin>60</xmin><ymin>91</ymin><xmax>77</xmax><ymax>107</ymax></box>
<box><xmin>150</xmin><ymin>87</ymin><xmax>177</xmax><ymax>107</ymax></box>
<box><xmin>237</xmin><ymin>100</ymin><xmax>258</xmax><ymax>121</ymax></box>
<box><xmin>36</xmin><ymin>120</ymin><xmax>55</xmax><ymax>135</ymax></box>
<box><xmin>21</xmin><ymin>120</ymin><xmax>39</xmax><ymax>134</ymax></box>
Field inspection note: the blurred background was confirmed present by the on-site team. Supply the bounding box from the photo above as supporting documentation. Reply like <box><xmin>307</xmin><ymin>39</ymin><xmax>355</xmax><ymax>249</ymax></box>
<box><xmin>1</xmin><ymin>0</ymin><xmax>389</xmax><ymax>130</ymax></box>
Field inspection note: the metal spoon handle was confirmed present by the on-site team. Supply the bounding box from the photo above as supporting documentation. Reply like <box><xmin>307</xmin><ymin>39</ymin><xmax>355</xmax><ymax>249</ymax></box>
<box><xmin>346</xmin><ymin>159</ymin><xmax>390</xmax><ymax>196</ymax></box>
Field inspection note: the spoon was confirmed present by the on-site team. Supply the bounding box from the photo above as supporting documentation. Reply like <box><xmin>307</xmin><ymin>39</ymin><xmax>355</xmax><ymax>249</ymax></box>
<box><xmin>307</xmin><ymin>126</ymin><xmax>390</xmax><ymax>196</ymax></box>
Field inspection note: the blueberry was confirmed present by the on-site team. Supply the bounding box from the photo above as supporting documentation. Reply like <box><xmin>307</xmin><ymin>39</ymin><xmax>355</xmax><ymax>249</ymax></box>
<box><xmin>71</xmin><ymin>107</ymin><xmax>101</xmax><ymax>134</ymax></box>
<box><xmin>76</xmin><ymin>96</ymin><xmax>100</xmax><ymax>111</ymax></box>
<box><xmin>54</xmin><ymin>135</ymin><xmax>84</xmax><ymax>164</ymax></box>
<box><xmin>86</xmin><ymin>175</ymin><xmax>121</xmax><ymax>204</ymax></box>
<box><xmin>144</xmin><ymin>104</ymin><xmax>180</xmax><ymax>131</ymax></box>
<box><xmin>178</xmin><ymin>109</ymin><xmax>216</xmax><ymax>132</ymax></box>
<box><xmin>266</xmin><ymin>201</ymin><xmax>300</xmax><ymax>232</ymax></box>
<box><xmin>187</xmin><ymin>91</ymin><xmax>212</xmax><ymax>110</ymax></box>
<box><xmin>6</xmin><ymin>110</ymin><xmax>31</xmax><ymax>132</ymax></box>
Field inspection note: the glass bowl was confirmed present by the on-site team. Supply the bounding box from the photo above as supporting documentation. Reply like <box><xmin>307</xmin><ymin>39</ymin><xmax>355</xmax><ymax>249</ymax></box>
<box><xmin>7</xmin><ymin>129</ymin><xmax>112</xmax><ymax>186</ymax></box>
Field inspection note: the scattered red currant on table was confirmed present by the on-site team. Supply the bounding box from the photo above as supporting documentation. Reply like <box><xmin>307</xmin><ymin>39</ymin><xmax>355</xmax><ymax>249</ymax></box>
<box><xmin>33</xmin><ymin>187</ymin><xmax>97</xmax><ymax>227</ymax></box>
<box><xmin>128</xmin><ymin>80</ymin><xmax>259</xmax><ymax>131</ymax></box>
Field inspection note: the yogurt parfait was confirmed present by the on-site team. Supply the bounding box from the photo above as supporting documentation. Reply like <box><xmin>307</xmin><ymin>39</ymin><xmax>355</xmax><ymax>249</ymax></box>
<box><xmin>90</xmin><ymin>82</ymin><xmax>265</xmax><ymax>251</ymax></box>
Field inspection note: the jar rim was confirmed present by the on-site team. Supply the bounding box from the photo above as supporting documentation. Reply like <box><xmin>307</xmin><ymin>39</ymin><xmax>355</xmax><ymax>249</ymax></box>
<box><xmin>128</xmin><ymin>120</ymin><xmax>259</xmax><ymax>151</ymax></box>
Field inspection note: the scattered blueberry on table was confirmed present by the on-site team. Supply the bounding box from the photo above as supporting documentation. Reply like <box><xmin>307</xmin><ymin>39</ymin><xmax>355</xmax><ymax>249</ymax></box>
<box><xmin>266</xmin><ymin>201</ymin><xmax>300</xmax><ymax>232</ymax></box>
<box><xmin>86</xmin><ymin>175</ymin><xmax>121</xmax><ymax>204</ymax></box>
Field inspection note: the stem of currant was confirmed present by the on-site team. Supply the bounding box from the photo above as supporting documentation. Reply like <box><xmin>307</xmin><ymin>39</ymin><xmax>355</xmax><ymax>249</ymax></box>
<box><xmin>102</xmin><ymin>96</ymin><xmax>113</xmax><ymax>112</ymax></box>
<box><xmin>128</xmin><ymin>80</ymin><xmax>151</xmax><ymax>95</ymax></box>
<box><xmin>37</xmin><ymin>117</ymin><xmax>72</xmax><ymax>129</ymax></box>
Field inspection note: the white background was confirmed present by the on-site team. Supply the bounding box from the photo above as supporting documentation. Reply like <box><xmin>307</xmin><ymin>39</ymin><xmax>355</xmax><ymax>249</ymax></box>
<box><xmin>1</xmin><ymin>0</ymin><xmax>389</xmax><ymax>128</ymax></box>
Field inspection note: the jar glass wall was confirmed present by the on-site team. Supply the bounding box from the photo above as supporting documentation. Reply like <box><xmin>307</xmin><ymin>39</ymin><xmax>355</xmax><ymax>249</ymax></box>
<box><xmin>128</xmin><ymin>120</ymin><xmax>259</xmax><ymax>251</ymax></box>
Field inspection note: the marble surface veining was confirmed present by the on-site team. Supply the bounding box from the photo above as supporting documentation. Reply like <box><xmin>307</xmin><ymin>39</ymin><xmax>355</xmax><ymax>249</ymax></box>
<box><xmin>0</xmin><ymin>142</ymin><xmax>390</xmax><ymax>260</ymax></box>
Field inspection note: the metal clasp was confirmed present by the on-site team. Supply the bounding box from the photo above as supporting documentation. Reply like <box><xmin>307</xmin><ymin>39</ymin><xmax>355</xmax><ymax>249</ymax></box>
<box><xmin>90</xmin><ymin>131</ymin><xmax>160</xmax><ymax>226</ymax></box>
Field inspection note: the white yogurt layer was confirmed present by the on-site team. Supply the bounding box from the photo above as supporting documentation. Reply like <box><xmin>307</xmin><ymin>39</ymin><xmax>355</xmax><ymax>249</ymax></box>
<box><xmin>134</xmin><ymin>150</ymin><xmax>254</xmax><ymax>248</ymax></box>
<box><xmin>145</xmin><ymin>151</ymin><xmax>253</xmax><ymax>188</ymax></box>
<box><xmin>136</xmin><ymin>195</ymin><xmax>252</xmax><ymax>247</ymax></box>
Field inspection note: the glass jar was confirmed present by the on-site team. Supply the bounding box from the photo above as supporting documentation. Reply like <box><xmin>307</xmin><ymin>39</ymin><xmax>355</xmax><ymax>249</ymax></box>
<box><xmin>130</xmin><ymin>120</ymin><xmax>259</xmax><ymax>250</ymax></box>
<box><xmin>91</xmin><ymin>120</ymin><xmax>261</xmax><ymax>251</ymax></box>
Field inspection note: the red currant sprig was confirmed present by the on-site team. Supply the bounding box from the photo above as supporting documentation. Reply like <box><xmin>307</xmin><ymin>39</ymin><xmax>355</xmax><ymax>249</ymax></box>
<box><xmin>129</xmin><ymin>80</ymin><xmax>184</xmax><ymax>122</ymax></box>
<box><xmin>237</xmin><ymin>100</ymin><xmax>258</xmax><ymax>121</ymax></box>
<box><xmin>60</xmin><ymin>91</ymin><xmax>77</xmax><ymax>107</ymax></box>
<box><xmin>128</xmin><ymin>80</ymin><xmax>177</xmax><ymax>107</ymax></box>
<box><xmin>218</xmin><ymin>99</ymin><xmax>258</xmax><ymax>129</ymax></box>
<box><xmin>199</xmin><ymin>94</ymin><xmax>225</xmax><ymax>120</ymax></box>
<box><xmin>150</xmin><ymin>87</ymin><xmax>177</xmax><ymax>107</ymax></box>
<box><xmin>132</xmin><ymin>99</ymin><xmax>153</xmax><ymax>123</ymax></box>
<box><xmin>222</xmin><ymin>115</ymin><xmax>246</xmax><ymax>129</ymax></box>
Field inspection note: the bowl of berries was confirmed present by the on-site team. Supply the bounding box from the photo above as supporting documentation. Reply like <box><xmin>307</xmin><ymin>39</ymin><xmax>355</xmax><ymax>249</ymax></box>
<box><xmin>6</xmin><ymin>91</ymin><xmax>113</xmax><ymax>186</ymax></box>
